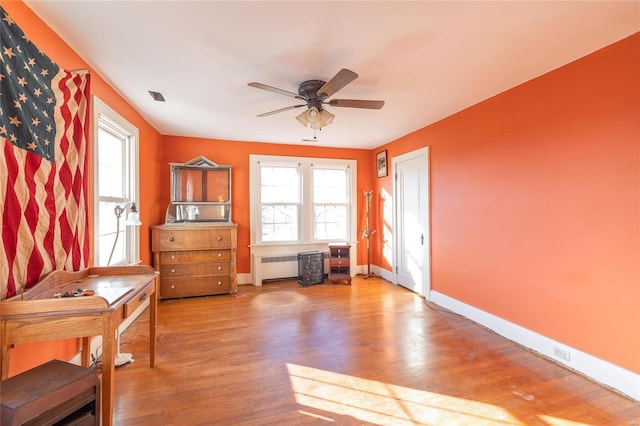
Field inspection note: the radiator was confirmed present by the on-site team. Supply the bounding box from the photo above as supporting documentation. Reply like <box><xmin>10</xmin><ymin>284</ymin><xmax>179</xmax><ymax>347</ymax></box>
<box><xmin>253</xmin><ymin>253</ymin><xmax>327</xmax><ymax>285</ymax></box>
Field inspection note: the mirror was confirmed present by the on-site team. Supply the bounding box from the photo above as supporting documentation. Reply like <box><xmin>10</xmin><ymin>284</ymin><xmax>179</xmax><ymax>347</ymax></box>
<box><xmin>165</xmin><ymin>156</ymin><xmax>232</xmax><ymax>223</ymax></box>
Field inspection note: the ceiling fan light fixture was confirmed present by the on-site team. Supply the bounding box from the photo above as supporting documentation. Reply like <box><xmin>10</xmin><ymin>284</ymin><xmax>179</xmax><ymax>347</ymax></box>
<box><xmin>296</xmin><ymin>110</ymin><xmax>309</xmax><ymax>127</ymax></box>
<box><xmin>296</xmin><ymin>107</ymin><xmax>321</xmax><ymax>127</ymax></box>
<box><xmin>306</xmin><ymin>106</ymin><xmax>321</xmax><ymax>123</ymax></box>
<box><xmin>296</xmin><ymin>107</ymin><xmax>334</xmax><ymax>129</ymax></box>
<box><xmin>319</xmin><ymin>108</ymin><xmax>334</xmax><ymax>126</ymax></box>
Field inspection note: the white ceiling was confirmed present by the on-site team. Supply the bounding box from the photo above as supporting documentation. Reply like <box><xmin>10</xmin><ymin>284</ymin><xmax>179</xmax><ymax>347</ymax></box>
<box><xmin>24</xmin><ymin>1</ymin><xmax>639</xmax><ymax>149</ymax></box>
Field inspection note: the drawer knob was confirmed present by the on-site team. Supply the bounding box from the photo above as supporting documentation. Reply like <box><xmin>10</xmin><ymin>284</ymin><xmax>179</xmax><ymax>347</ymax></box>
<box><xmin>171</xmin><ymin>255</ymin><xmax>176</xmax><ymax>260</ymax></box>
<box><xmin>217</xmin><ymin>281</ymin><xmax>222</xmax><ymax>285</ymax></box>
<box><xmin>216</xmin><ymin>236</ymin><xmax>223</xmax><ymax>241</ymax></box>
<box><xmin>217</xmin><ymin>266</ymin><xmax>223</xmax><ymax>271</ymax></box>
<box><xmin>217</xmin><ymin>253</ymin><xmax>222</xmax><ymax>257</ymax></box>
<box><xmin>171</xmin><ymin>269</ymin><xmax>176</xmax><ymax>273</ymax></box>
<box><xmin>169</xmin><ymin>237</ymin><xmax>175</xmax><ymax>242</ymax></box>
<box><xmin>138</xmin><ymin>292</ymin><xmax>147</xmax><ymax>302</ymax></box>
<box><xmin>171</xmin><ymin>284</ymin><xmax>175</xmax><ymax>289</ymax></box>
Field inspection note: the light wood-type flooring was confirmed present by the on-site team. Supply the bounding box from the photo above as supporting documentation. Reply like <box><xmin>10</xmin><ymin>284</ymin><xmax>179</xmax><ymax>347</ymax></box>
<box><xmin>113</xmin><ymin>276</ymin><xmax>640</xmax><ymax>425</ymax></box>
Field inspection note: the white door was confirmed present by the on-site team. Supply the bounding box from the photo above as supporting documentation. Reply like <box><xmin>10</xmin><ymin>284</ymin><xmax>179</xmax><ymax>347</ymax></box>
<box><xmin>393</xmin><ymin>148</ymin><xmax>430</xmax><ymax>297</ymax></box>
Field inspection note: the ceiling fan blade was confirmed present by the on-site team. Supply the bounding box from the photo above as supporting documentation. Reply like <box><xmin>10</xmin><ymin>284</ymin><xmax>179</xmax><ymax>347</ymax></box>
<box><xmin>248</xmin><ymin>82</ymin><xmax>303</xmax><ymax>99</ymax></box>
<box><xmin>328</xmin><ymin>99</ymin><xmax>385</xmax><ymax>109</ymax></box>
<box><xmin>317</xmin><ymin>68</ymin><xmax>358</xmax><ymax>99</ymax></box>
<box><xmin>257</xmin><ymin>104</ymin><xmax>306</xmax><ymax>117</ymax></box>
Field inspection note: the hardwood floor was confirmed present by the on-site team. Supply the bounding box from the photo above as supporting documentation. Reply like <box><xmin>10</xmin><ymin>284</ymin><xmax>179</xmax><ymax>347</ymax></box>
<box><xmin>113</xmin><ymin>277</ymin><xmax>640</xmax><ymax>425</ymax></box>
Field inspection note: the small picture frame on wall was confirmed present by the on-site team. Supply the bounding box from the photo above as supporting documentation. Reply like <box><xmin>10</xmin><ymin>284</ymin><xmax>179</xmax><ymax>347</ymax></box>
<box><xmin>376</xmin><ymin>150</ymin><xmax>388</xmax><ymax>178</ymax></box>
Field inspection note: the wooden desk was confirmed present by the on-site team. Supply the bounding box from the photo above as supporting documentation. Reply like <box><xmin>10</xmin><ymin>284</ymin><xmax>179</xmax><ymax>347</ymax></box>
<box><xmin>0</xmin><ymin>265</ymin><xmax>159</xmax><ymax>426</ymax></box>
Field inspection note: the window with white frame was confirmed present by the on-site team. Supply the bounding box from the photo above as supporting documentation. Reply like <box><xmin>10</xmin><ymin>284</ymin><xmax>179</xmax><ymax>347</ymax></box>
<box><xmin>260</xmin><ymin>163</ymin><xmax>301</xmax><ymax>242</ymax></box>
<box><xmin>250</xmin><ymin>155</ymin><xmax>356</xmax><ymax>245</ymax></box>
<box><xmin>93</xmin><ymin>97</ymin><xmax>140</xmax><ymax>266</ymax></box>
<box><xmin>313</xmin><ymin>167</ymin><xmax>349</xmax><ymax>240</ymax></box>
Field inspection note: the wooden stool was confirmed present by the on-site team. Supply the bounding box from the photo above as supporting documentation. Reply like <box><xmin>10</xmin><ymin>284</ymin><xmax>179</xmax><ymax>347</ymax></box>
<box><xmin>1</xmin><ymin>359</ymin><xmax>100</xmax><ymax>425</ymax></box>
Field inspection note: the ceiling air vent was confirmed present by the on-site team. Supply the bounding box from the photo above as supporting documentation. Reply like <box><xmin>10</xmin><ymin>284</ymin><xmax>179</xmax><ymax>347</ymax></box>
<box><xmin>148</xmin><ymin>91</ymin><xmax>166</xmax><ymax>102</ymax></box>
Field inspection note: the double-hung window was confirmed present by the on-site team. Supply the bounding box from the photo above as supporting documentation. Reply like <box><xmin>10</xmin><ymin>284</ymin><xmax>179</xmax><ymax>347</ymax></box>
<box><xmin>250</xmin><ymin>155</ymin><xmax>356</xmax><ymax>245</ymax></box>
<box><xmin>312</xmin><ymin>166</ymin><xmax>349</xmax><ymax>240</ymax></box>
<box><xmin>93</xmin><ymin>97</ymin><xmax>140</xmax><ymax>266</ymax></box>
<box><xmin>260</xmin><ymin>163</ymin><xmax>301</xmax><ymax>242</ymax></box>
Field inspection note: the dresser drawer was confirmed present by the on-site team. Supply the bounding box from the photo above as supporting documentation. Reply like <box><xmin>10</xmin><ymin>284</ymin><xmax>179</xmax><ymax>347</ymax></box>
<box><xmin>160</xmin><ymin>250</ymin><xmax>230</xmax><ymax>264</ymax></box>
<box><xmin>329</xmin><ymin>248</ymin><xmax>349</xmax><ymax>258</ymax></box>
<box><xmin>160</xmin><ymin>276</ymin><xmax>231</xmax><ymax>299</ymax></box>
<box><xmin>153</xmin><ymin>228</ymin><xmax>231</xmax><ymax>251</ymax></box>
<box><xmin>160</xmin><ymin>262</ymin><xmax>230</xmax><ymax>278</ymax></box>
<box><xmin>124</xmin><ymin>281</ymin><xmax>155</xmax><ymax>318</ymax></box>
<box><xmin>329</xmin><ymin>258</ymin><xmax>349</xmax><ymax>267</ymax></box>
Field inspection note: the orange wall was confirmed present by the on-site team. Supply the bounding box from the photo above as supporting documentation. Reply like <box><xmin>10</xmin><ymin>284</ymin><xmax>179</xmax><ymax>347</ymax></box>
<box><xmin>374</xmin><ymin>33</ymin><xmax>640</xmax><ymax>373</ymax></box>
<box><xmin>3</xmin><ymin>1</ymin><xmax>165</xmax><ymax>376</ymax></box>
<box><xmin>160</xmin><ymin>137</ymin><xmax>373</xmax><ymax>271</ymax></box>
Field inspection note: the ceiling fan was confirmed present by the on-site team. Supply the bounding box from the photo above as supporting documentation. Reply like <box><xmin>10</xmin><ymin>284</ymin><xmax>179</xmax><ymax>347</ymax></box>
<box><xmin>248</xmin><ymin>68</ymin><xmax>384</xmax><ymax>129</ymax></box>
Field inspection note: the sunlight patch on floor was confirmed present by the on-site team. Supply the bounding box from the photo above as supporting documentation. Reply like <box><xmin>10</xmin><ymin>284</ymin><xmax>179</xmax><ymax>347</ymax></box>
<box><xmin>287</xmin><ymin>363</ymin><xmax>522</xmax><ymax>425</ymax></box>
<box><xmin>252</xmin><ymin>290</ymin><xmax>310</xmax><ymax>311</ymax></box>
<box><xmin>538</xmin><ymin>415</ymin><xmax>597</xmax><ymax>426</ymax></box>
<box><xmin>298</xmin><ymin>410</ymin><xmax>336</xmax><ymax>422</ymax></box>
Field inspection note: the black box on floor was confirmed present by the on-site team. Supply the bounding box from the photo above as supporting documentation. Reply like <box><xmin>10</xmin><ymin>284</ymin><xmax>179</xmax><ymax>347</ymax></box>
<box><xmin>298</xmin><ymin>251</ymin><xmax>324</xmax><ymax>286</ymax></box>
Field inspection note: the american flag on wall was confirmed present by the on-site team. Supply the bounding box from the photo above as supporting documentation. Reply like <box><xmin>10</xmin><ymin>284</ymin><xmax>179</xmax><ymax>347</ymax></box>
<box><xmin>0</xmin><ymin>7</ymin><xmax>90</xmax><ymax>299</ymax></box>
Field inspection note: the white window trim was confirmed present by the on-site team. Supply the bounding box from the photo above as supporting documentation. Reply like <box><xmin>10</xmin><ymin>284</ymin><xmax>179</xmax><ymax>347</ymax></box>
<box><xmin>256</xmin><ymin>160</ymin><xmax>303</xmax><ymax>243</ymax></box>
<box><xmin>92</xmin><ymin>96</ymin><xmax>140</xmax><ymax>265</ymax></box>
<box><xmin>310</xmin><ymin>162</ymin><xmax>352</xmax><ymax>242</ymax></box>
<box><xmin>249</xmin><ymin>154</ymin><xmax>357</xmax><ymax>247</ymax></box>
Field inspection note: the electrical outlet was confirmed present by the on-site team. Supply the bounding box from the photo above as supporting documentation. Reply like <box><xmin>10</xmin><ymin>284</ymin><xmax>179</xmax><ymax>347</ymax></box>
<box><xmin>553</xmin><ymin>346</ymin><xmax>571</xmax><ymax>362</ymax></box>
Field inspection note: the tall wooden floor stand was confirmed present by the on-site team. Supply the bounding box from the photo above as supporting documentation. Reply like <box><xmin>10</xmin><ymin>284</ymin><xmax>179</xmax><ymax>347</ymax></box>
<box><xmin>362</xmin><ymin>190</ymin><xmax>376</xmax><ymax>279</ymax></box>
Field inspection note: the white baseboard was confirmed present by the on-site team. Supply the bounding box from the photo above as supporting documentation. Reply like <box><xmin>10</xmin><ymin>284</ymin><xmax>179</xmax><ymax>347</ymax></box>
<box><xmin>238</xmin><ymin>272</ymin><xmax>252</xmax><ymax>285</ymax></box>
<box><xmin>374</xmin><ymin>265</ymin><xmax>395</xmax><ymax>283</ymax></box>
<box><xmin>431</xmin><ymin>291</ymin><xmax>640</xmax><ymax>402</ymax></box>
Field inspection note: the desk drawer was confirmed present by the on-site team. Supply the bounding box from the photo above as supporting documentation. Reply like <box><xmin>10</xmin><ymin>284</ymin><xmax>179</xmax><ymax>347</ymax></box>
<box><xmin>124</xmin><ymin>281</ymin><xmax>154</xmax><ymax>318</ymax></box>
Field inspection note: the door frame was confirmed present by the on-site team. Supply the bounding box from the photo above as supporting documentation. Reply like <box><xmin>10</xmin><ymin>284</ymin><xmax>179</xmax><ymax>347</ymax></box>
<box><xmin>392</xmin><ymin>147</ymin><xmax>431</xmax><ymax>299</ymax></box>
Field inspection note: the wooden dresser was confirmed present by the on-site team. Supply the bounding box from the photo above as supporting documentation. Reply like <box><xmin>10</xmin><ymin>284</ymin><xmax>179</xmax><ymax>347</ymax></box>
<box><xmin>151</xmin><ymin>223</ymin><xmax>237</xmax><ymax>299</ymax></box>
